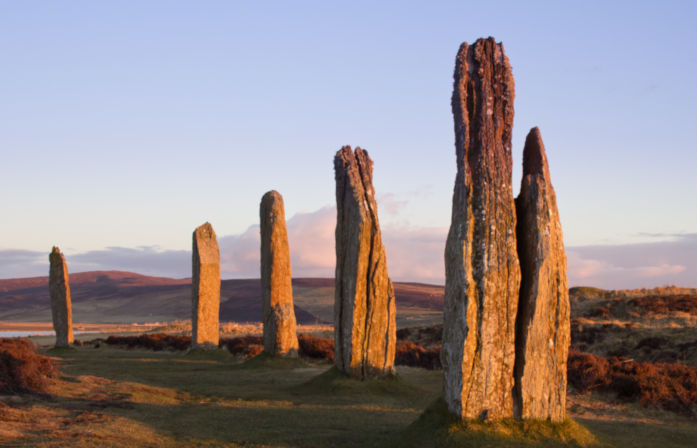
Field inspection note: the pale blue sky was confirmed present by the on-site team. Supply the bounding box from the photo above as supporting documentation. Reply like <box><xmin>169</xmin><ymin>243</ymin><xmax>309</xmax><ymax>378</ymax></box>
<box><xmin>1</xmin><ymin>1</ymin><xmax>696</xmax><ymax>286</ymax></box>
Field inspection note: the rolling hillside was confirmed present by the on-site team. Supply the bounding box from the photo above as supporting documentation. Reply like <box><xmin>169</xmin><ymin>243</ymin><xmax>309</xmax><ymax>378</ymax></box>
<box><xmin>0</xmin><ymin>271</ymin><xmax>444</xmax><ymax>327</ymax></box>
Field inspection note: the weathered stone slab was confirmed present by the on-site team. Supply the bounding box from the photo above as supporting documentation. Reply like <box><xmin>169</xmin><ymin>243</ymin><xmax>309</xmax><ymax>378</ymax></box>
<box><xmin>514</xmin><ymin>127</ymin><xmax>570</xmax><ymax>422</ymax></box>
<box><xmin>48</xmin><ymin>246</ymin><xmax>73</xmax><ymax>347</ymax></box>
<box><xmin>443</xmin><ymin>37</ymin><xmax>520</xmax><ymax>420</ymax></box>
<box><xmin>192</xmin><ymin>222</ymin><xmax>220</xmax><ymax>348</ymax></box>
<box><xmin>260</xmin><ymin>190</ymin><xmax>299</xmax><ymax>357</ymax></box>
<box><xmin>334</xmin><ymin>146</ymin><xmax>396</xmax><ymax>379</ymax></box>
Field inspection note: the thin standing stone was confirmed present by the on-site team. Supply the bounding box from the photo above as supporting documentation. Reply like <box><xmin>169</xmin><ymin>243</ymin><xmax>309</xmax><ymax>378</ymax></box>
<box><xmin>334</xmin><ymin>146</ymin><xmax>396</xmax><ymax>379</ymax></box>
<box><xmin>260</xmin><ymin>190</ymin><xmax>299</xmax><ymax>357</ymax></box>
<box><xmin>192</xmin><ymin>222</ymin><xmax>220</xmax><ymax>349</ymax></box>
<box><xmin>443</xmin><ymin>37</ymin><xmax>521</xmax><ymax>420</ymax></box>
<box><xmin>514</xmin><ymin>127</ymin><xmax>570</xmax><ymax>422</ymax></box>
<box><xmin>49</xmin><ymin>246</ymin><xmax>73</xmax><ymax>347</ymax></box>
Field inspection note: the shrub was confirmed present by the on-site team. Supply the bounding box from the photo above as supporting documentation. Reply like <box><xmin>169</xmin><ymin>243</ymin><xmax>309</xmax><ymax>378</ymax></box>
<box><xmin>568</xmin><ymin>349</ymin><xmax>697</xmax><ymax>415</ymax></box>
<box><xmin>0</xmin><ymin>338</ymin><xmax>58</xmax><ymax>394</ymax></box>
<box><xmin>395</xmin><ymin>341</ymin><xmax>441</xmax><ymax>370</ymax></box>
<box><xmin>628</xmin><ymin>294</ymin><xmax>697</xmax><ymax>314</ymax></box>
<box><xmin>105</xmin><ymin>334</ymin><xmax>191</xmax><ymax>351</ymax></box>
<box><xmin>219</xmin><ymin>336</ymin><xmax>263</xmax><ymax>357</ymax></box>
<box><xmin>298</xmin><ymin>334</ymin><xmax>334</xmax><ymax>361</ymax></box>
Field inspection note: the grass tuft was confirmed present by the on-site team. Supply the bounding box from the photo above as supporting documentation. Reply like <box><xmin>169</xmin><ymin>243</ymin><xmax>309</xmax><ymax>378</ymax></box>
<box><xmin>295</xmin><ymin>365</ymin><xmax>423</xmax><ymax>399</ymax></box>
<box><xmin>235</xmin><ymin>351</ymin><xmax>309</xmax><ymax>369</ymax></box>
<box><xmin>184</xmin><ymin>348</ymin><xmax>234</xmax><ymax>361</ymax></box>
<box><xmin>396</xmin><ymin>397</ymin><xmax>599</xmax><ymax>448</ymax></box>
<box><xmin>46</xmin><ymin>346</ymin><xmax>77</xmax><ymax>354</ymax></box>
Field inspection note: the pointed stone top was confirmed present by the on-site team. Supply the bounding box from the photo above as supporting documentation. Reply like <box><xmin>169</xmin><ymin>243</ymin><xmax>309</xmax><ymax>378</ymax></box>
<box><xmin>522</xmin><ymin>127</ymin><xmax>550</xmax><ymax>179</ymax></box>
<box><xmin>194</xmin><ymin>222</ymin><xmax>216</xmax><ymax>240</ymax></box>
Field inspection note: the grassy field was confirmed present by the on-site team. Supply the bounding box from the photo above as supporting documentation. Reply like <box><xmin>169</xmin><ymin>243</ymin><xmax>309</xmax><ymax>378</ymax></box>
<box><xmin>2</xmin><ymin>346</ymin><xmax>696</xmax><ymax>447</ymax></box>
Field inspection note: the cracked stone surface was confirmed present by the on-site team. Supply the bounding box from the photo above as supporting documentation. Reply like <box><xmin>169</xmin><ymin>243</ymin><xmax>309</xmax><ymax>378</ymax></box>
<box><xmin>192</xmin><ymin>222</ymin><xmax>220</xmax><ymax>349</ymax></box>
<box><xmin>334</xmin><ymin>146</ymin><xmax>396</xmax><ymax>379</ymax></box>
<box><xmin>260</xmin><ymin>190</ymin><xmax>299</xmax><ymax>357</ymax></box>
<box><xmin>443</xmin><ymin>37</ymin><xmax>521</xmax><ymax>420</ymax></box>
<box><xmin>49</xmin><ymin>246</ymin><xmax>73</xmax><ymax>347</ymax></box>
<box><xmin>514</xmin><ymin>127</ymin><xmax>570</xmax><ymax>422</ymax></box>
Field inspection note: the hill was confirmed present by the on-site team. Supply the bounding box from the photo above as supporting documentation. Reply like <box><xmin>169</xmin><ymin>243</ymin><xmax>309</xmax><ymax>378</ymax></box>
<box><xmin>0</xmin><ymin>271</ymin><xmax>444</xmax><ymax>327</ymax></box>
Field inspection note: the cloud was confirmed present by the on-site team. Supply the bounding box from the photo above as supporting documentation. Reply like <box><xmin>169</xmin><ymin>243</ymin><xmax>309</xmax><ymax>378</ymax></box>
<box><xmin>69</xmin><ymin>246</ymin><xmax>190</xmax><ymax>278</ymax></box>
<box><xmin>217</xmin><ymin>206</ymin><xmax>336</xmax><ymax>279</ymax></box>
<box><xmin>0</xmin><ymin>249</ymin><xmax>47</xmax><ymax>278</ymax></box>
<box><xmin>0</xmin><ymin>246</ymin><xmax>190</xmax><ymax>279</ymax></box>
<box><xmin>2</xmin><ymin>210</ymin><xmax>694</xmax><ymax>291</ymax></box>
<box><xmin>382</xmin><ymin>226</ymin><xmax>446</xmax><ymax>284</ymax></box>
<box><xmin>566</xmin><ymin>233</ymin><xmax>697</xmax><ymax>289</ymax></box>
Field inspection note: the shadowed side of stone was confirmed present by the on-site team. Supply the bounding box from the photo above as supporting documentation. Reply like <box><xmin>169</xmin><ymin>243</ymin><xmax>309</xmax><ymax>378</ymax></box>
<box><xmin>260</xmin><ymin>190</ymin><xmax>299</xmax><ymax>357</ymax></box>
<box><xmin>334</xmin><ymin>146</ymin><xmax>396</xmax><ymax>379</ymax></box>
<box><xmin>514</xmin><ymin>127</ymin><xmax>570</xmax><ymax>422</ymax></box>
<box><xmin>443</xmin><ymin>37</ymin><xmax>520</xmax><ymax>420</ymax></box>
<box><xmin>48</xmin><ymin>246</ymin><xmax>73</xmax><ymax>347</ymax></box>
<box><xmin>192</xmin><ymin>222</ymin><xmax>220</xmax><ymax>348</ymax></box>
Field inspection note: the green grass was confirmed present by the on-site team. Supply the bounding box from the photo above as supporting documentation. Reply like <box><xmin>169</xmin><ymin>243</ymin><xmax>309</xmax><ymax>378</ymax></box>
<box><xmin>10</xmin><ymin>346</ymin><xmax>693</xmax><ymax>447</ymax></box>
<box><xmin>396</xmin><ymin>398</ymin><xmax>598</xmax><ymax>448</ymax></box>
<box><xmin>235</xmin><ymin>352</ymin><xmax>309</xmax><ymax>369</ymax></box>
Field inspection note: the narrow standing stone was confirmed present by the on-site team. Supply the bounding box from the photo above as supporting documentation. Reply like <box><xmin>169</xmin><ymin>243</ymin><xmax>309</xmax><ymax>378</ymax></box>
<box><xmin>514</xmin><ymin>127</ymin><xmax>570</xmax><ymax>422</ymax></box>
<box><xmin>49</xmin><ymin>246</ymin><xmax>73</xmax><ymax>347</ymax></box>
<box><xmin>260</xmin><ymin>190</ymin><xmax>299</xmax><ymax>357</ymax></box>
<box><xmin>443</xmin><ymin>37</ymin><xmax>521</xmax><ymax>420</ymax></box>
<box><xmin>192</xmin><ymin>222</ymin><xmax>220</xmax><ymax>348</ymax></box>
<box><xmin>334</xmin><ymin>146</ymin><xmax>396</xmax><ymax>379</ymax></box>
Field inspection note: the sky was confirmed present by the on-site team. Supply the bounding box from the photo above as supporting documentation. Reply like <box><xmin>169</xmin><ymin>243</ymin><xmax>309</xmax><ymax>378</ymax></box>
<box><xmin>1</xmin><ymin>1</ymin><xmax>695</xmax><ymax>289</ymax></box>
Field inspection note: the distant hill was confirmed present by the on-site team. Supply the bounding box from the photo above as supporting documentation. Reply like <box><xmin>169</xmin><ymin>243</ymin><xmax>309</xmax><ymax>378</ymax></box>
<box><xmin>0</xmin><ymin>271</ymin><xmax>445</xmax><ymax>327</ymax></box>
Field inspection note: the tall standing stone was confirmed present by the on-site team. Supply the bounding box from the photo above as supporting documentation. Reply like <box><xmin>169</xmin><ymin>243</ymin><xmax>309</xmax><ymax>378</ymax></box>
<box><xmin>192</xmin><ymin>222</ymin><xmax>220</xmax><ymax>349</ymax></box>
<box><xmin>48</xmin><ymin>247</ymin><xmax>73</xmax><ymax>347</ymax></box>
<box><xmin>260</xmin><ymin>190</ymin><xmax>300</xmax><ymax>357</ymax></box>
<box><xmin>514</xmin><ymin>127</ymin><xmax>570</xmax><ymax>422</ymax></box>
<box><xmin>334</xmin><ymin>146</ymin><xmax>396</xmax><ymax>379</ymax></box>
<box><xmin>443</xmin><ymin>37</ymin><xmax>521</xmax><ymax>420</ymax></box>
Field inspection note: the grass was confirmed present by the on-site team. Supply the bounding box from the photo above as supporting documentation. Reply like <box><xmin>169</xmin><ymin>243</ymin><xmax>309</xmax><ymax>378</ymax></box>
<box><xmin>396</xmin><ymin>398</ymin><xmax>598</xmax><ymax>448</ymax></box>
<box><xmin>235</xmin><ymin>352</ymin><xmax>309</xmax><ymax>370</ymax></box>
<box><xmin>1</xmin><ymin>346</ymin><xmax>696</xmax><ymax>447</ymax></box>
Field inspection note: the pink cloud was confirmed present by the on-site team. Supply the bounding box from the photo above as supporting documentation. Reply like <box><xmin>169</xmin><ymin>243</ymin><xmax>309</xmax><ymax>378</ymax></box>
<box><xmin>217</xmin><ymin>206</ymin><xmax>447</xmax><ymax>284</ymax></box>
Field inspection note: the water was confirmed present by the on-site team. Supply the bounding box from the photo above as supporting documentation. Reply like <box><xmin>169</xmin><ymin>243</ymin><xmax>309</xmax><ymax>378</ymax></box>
<box><xmin>0</xmin><ymin>331</ymin><xmax>95</xmax><ymax>338</ymax></box>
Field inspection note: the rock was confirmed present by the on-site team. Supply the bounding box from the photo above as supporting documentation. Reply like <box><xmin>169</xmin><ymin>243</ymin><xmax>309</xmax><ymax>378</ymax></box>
<box><xmin>334</xmin><ymin>146</ymin><xmax>396</xmax><ymax>379</ymax></box>
<box><xmin>514</xmin><ymin>127</ymin><xmax>570</xmax><ymax>422</ymax></box>
<box><xmin>443</xmin><ymin>37</ymin><xmax>520</xmax><ymax>420</ymax></box>
<box><xmin>260</xmin><ymin>190</ymin><xmax>300</xmax><ymax>357</ymax></box>
<box><xmin>192</xmin><ymin>222</ymin><xmax>220</xmax><ymax>349</ymax></box>
<box><xmin>48</xmin><ymin>247</ymin><xmax>73</xmax><ymax>347</ymax></box>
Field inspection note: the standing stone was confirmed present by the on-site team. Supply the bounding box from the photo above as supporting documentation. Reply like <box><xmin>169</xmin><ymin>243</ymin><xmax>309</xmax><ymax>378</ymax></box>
<box><xmin>443</xmin><ymin>37</ymin><xmax>521</xmax><ymax>420</ymax></box>
<box><xmin>192</xmin><ymin>222</ymin><xmax>220</xmax><ymax>349</ymax></box>
<box><xmin>48</xmin><ymin>247</ymin><xmax>73</xmax><ymax>347</ymax></box>
<box><xmin>334</xmin><ymin>146</ymin><xmax>396</xmax><ymax>379</ymax></box>
<box><xmin>514</xmin><ymin>127</ymin><xmax>570</xmax><ymax>422</ymax></box>
<box><xmin>260</xmin><ymin>190</ymin><xmax>300</xmax><ymax>357</ymax></box>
